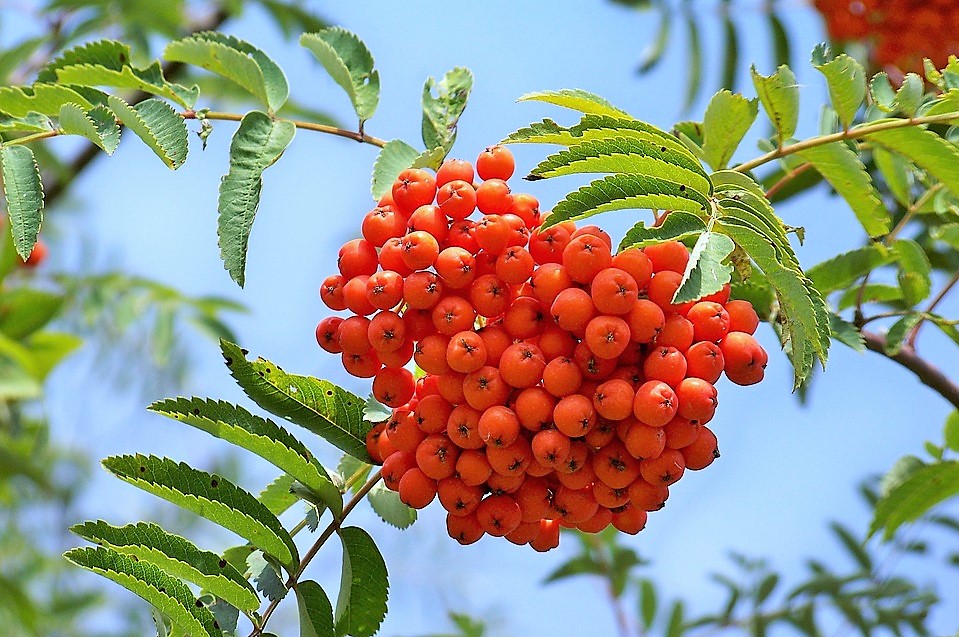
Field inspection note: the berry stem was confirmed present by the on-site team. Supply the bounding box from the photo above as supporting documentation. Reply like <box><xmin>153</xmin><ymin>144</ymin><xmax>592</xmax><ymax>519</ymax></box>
<box><xmin>861</xmin><ymin>329</ymin><xmax>959</xmax><ymax>410</ymax></box>
<box><xmin>248</xmin><ymin>469</ymin><xmax>383</xmax><ymax>637</ymax></box>
<box><xmin>183</xmin><ymin>110</ymin><xmax>388</xmax><ymax>148</ymax></box>
<box><xmin>734</xmin><ymin>111</ymin><xmax>959</xmax><ymax>174</ymax></box>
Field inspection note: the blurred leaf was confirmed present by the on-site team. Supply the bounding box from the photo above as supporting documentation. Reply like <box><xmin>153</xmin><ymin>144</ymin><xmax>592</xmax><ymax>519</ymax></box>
<box><xmin>720</xmin><ymin>10</ymin><xmax>738</xmax><ymax>91</ymax></box>
<box><xmin>865</xmin><ymin>124</ymin><xmax>959</xmax><ymax>197</ymax></box>
<box><xmin>639</xmin><ymin>578</ymin><xmax>657</xmax><ymax>630</ymax></box>
<box><xmin>544</xmin><ymin>554</ymin><xmax>604</xmax><ymax>582</ymax></box>
<box><xmin>637</xmin><ymin>4</ymin><xmax>670</xmax><ymax>74</ymax></box>
<box><xmin>871</xmin><ymin>461</ymin><xmax>959</xmax><ymax>539</ymax></box>
<box><xmin>945</xmin><ymin>411</ymin><xmax>959</xmax><ymax>452</ymax></box>
<box><xmin>829</xmin><ymin>522</ymin><xmax>872</xmax><ymax>571</ymax></box>
<box><xmin>755</xmin><ymin>573</ymin><xmax>779</xmax><ymax>605</ymax></box>
<box><xmin>873</xmin><ymin>147</ymin><xmax>913</xmax><ymax>207</ymax></box>
<box><xmin>807</xmin><ymin>245</ymin><xmax>890</xmax><ymax>294</ymax></box>
<box><xmin>666</xmin><ymin>600</ymin><xmax>685</xmax><ymax>637</ymax></box>
<box><xmin>300</xmin><ymin>28</ymin><xmax>379</xmax><ymax>123</ymax></box>
<box><xmin>681</xmin><ymin>11</ymin><xmax>702</xmax><ymax>112</ymax></box>
<box><xmin>891</xmin><ymin>239</ymin><xmax>932</xmax><ymax>306</ymax></box>
<box><xmin>0</xmin><ymin>288</ymin><xmax>64</xmax><ymax>339</ymax></box>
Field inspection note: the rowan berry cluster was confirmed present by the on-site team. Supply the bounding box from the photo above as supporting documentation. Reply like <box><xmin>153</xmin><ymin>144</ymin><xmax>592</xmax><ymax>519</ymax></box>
<box><xmin>814</xmin><ymin>0</ymin><xmax>959</xmax><ymax>75</ymax></box>
<box><xmin>315</xmin><ymin>145</ymin><xmax>767</xmax><ymax>551</ymax></box>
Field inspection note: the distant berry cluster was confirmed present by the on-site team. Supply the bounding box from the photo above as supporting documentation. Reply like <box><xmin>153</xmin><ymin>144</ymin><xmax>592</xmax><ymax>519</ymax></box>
<box><xmin>316</xmin><ymin>146</ymin><xmax>767</xmax><ymax>550</ymax></box>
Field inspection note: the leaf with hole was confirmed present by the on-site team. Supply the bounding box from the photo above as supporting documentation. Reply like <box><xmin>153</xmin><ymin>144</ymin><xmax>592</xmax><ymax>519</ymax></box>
<box><xmin>421</xmin><ymin>67</ymin><xmax>473</xmax><ymax>155</ymax></box>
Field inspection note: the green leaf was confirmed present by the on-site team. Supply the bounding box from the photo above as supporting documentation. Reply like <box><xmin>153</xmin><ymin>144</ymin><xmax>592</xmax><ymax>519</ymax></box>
<box><xmin>102</xmin><ymin>454</ymin><xmax>298</xmax><ymax>570</ymax></box>
<box><xmin>673</xmin><ymin>232</ymin><xmax>735</xmax><ymax>304</ymax></box>
<box><xmin>249</xmin><ymin>551</ymin><xmax>288</xmax><ymax>602</ymax></box>
<box><xmin>829</xmin><ymin>522</ymin><xmax>871</xmax><ymax>571</ymax></box>
<box><xmin>931</xmin><ymin>223</ymin><xmax>959</xmax><ymax>250</ymax></box>
<box><xmin>64</xmin><ymin>546</ymin><xmax>219</xmax><ymax>637</ymax></box>
<box><xmin>807</xmin><ymin>244</ymin><xmax>890</xmax><ymax>294</ymax></box>
<box><xmin>873</xmin><ymin>147</ymin><xmax>913</xmax><ymax>207</ymax></box>
<box><xmin>71</xmin><ymin>520</ymin><xmax>259</xmax><ymax>611</ymax></box>
<box><xmin>701</xmin><ymin>90</ymin><xmax>758</xmax><ymax>170</ymax></box>
<box><xmin>370</xmin><ymin>139</ymin><xmax>419</xmax><ymax>200</ymax></box>
<box><xmin>639</xmin><ymin>579</ymin><xmax>657</xmax><ymax>630</ymax></box>
<box><xmin>891</xmin><ymin>239</ymin><xmax>931</xmax><ymax>306</ymax></box>
<box><xmin>504</xmin><ymin>114</ymin><xmax>696</xmax><ymax>164</ymax></box>
<box><xmin>755</xmin><ymin>573</ymin><xmax>779</xmax><ymax>605</ymax></box>
<box><xmin>23</xmin><ymin>331</ymin><xmax>82</xmax><ymax>381</ymax></box>
<box><xmin>945</xmin><ymin>411</ymin><xmax>959</xmax><ymax>452</ymax></box>
<box><xmin>59</xmin><ymin>103</ymin><xmax>120</xmax><ymax>154</ymax></box>
<box><xmin>829</xmin><ymin>313</ymin><xmax>865</xmax><ymax>352</ymax></box>
<box><xmin>795</xmin><ymin>142</ymin><xmax>889</xmax><ymax>237</ymax></box>
<box><xmin>165</xmin><ymin>32</ymin><xmax>288</xmax><ymax>112</ymax></box>
<box><xmin>870</xmin><ymin>72</ymin><xmax>924</xmax><ymax>117</ymax></box>
<box><xmin>666</xmin><ymin>600</ymin><xmax>685</xmax><ymax>637</ymax></box>
<box><xmin>337</xmin><ymin>454</ymin><xmax>372</xmax><ymax>493</ymax></box>
<box><xmin>518</xmin><ymin>89</ymin><xmax>631</xmax><ymax>119</ymax></box>
<box><xmin>298</xmin><ymin>580</ymin><xmax>335</xmax><ymax>637</ymax></box>
<box><xmin>334</xmin><ymin>527</ymin><xmax>388</xmax><ymax>637</ymax></box>
<box><xmin>544</xmin><ymin>554</ymin><xmax>604</xmax><ymax>583</ymax></box>
<box><xmin>149</xmin><ymin>397</ymin><xmax>342</xmax><ymax>516</ymax></box>
<box><xmin>367</xmin><ymin>482</ymin><xmax>417</xmax><ymax>529</ymax></box>
<box><xmin>421</xmin><ymin>67</ymin><xmax>473</xmax><ymax>154</ymax></box>
<box><xmin>750</xmin><ymin>64</ymin><xmax>799</xmax><ymax>144</ymax></box>
<box><xmin>0</xmin><ymin>84</ymin><xmax>96</xmax><ymax>117</ymax></box>
<box><xmin>0</xmin><ymin>145</ymin><xmax>44</xmax><ymax>260</ymax></box>
<box><xmin>221</xmin><ymin>340</ymin><xmax>371</xmax><ymax>461</ymax></box>
<box><xmin>618</xmin><ymin>211</ymin><xmax>706</xmax><ymax>252</ymax></box>
<box><xmin>0</xmin><ymin>112</ymin><xmax>54</xmax><ymax>133</ymax></box>
<box><xmin>0</xmin><ymin>288</ymin><xmax>63</xmax><ymax>339</ymax></box>
<box><xmin>837</xmin><ymin>283</ymin><xmax>903</xmax><ymax>311</ymax></box>
<box><xmin>864</xmin><ymin>123</ymin><xmax>959</xmax><ymax>197</ymax></box>
<box><xmin>300</xmin><ymin>28</ymin><xmax>379</xmax><ymax>123</ymax></box>
<box><xmin>871</xmin><ymin>460</ymin><xmax>959</xmax><ymax>539</ymax></box>
<box><xmin>363</xmin><ymin>395</ymin><xmax>391</xmax><ymax>424</ymax></box>
<box><xmin>811</xmin><ymin>45</ymin><xmax>866</xmax><ymax>129</ymax></box>
<box><xmin>545</xmin><ymin>174</ymin><xmax>710</xmax><ymax>229</ymax></box>
<box><xmin>107</xmin><ymin>96</ymin><xmax>188</xmax><ymax>169</ymax></box>
<box><xmin>883</xmin><ymin>313</ymin><xmax>922</xmax><ymax>355</ymax></box>
<box><xmin>637</xmin><ymin>4</ymin><xmax>670</xmax><ymax>74</ymax></box>
<box><xmin>217</xmin><ymin>111</ymin><xmax>295</xmax><ymax>287</ymax></box>
<box><xmin>259</xmin><ymin>473</ymin><xmax>299</xmax><ymax>516</ymax></box>
<box><xmin>529</xmin><ymin>136</ymin><xmax>711</xmax><ymax>197</ymax></box>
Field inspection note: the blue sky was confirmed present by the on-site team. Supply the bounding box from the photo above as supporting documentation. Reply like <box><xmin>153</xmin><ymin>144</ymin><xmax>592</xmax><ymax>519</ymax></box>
<box><xmin>30</xmin><ymin>1</ymin><xmax>959</xmax><ymax>634</ymax></box>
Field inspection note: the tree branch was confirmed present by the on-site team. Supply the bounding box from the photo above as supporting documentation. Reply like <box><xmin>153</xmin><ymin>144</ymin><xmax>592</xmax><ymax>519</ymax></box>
<box><xmin>862</xmin><ymin>329</ymin><xmax>959</xmax><ymax>410</ymax></box>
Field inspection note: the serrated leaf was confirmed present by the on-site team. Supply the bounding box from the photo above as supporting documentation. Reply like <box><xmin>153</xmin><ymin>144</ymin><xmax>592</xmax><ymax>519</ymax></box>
<box><xmin>796</xmin><ymin>142</ymin><xmax>889</xmax><ymax>237</ymax></box>
<box><xmin>864</xmin><ymin>124</ymin><xmax>959</xmax><ymax>196</ymax></box>
<box><xmin>673</xmin><ymin>232</ymin><xmax>735</xmax><ymax>303</ymax></box>
<box><xmin>421</xmin><ymin>67</ymin><xmax>472</xmax><ymax>154</ymax></box>
<box><xmin>931</xmin><ymin>223</ymin><xmax>959</xmax><ymax>250</ymax></box>
<box><xmin>259</xmin><ymin>473</ymin><xmax>299</xmax><ymax>516</ymax></box>
<box><xmin>410</xmin><ymin>145</ymin><xmax>447</xmax><ymax>171</ymax></box>
<box><xmin>221</xmin><ymin>340</ymin><xmax>371</xmax><ymax>462</ymax></box>
<box><xmin>829</xmin><ymin>314</ymin><xmax>865</xmax><ymax>352</ymax></box>
<box><xmin>870</xmin><ymin>72</ymin><xmax>924</xmax><ymax>117</ymax></box>
<box><xmin>102</xmin><ymin>454</ymin><xmax>298</xmax><ymax>570</ymax></box>
<box><xmin>701</xmin><ymin>90</ymin><xmax>758</xmax><ymax>170</ymax></box>
<box><xmin>0</xmin><ymin>112</ymin><xmax>53</xmax><ymax>133</ymax></box>
<box><xmin>249</xmin><ymin>550</ymin><xmax>287</xmax><ymax>602</ymax></box>
<box><xmin>334</xmin><ymin>527</ymin><xmax>388</xmax><ymax>637</ymax></box>
<box><xmin>807</xmin><ymin>244</ymin><xmax>890</xmax><ymax>294</ymax></box>
<box><xmin>64</xmin><ymin>546</ymin><xmax>219</xmax><ymax>637</ymax></box>
<box><xmin>639</xmin><ymin>579</ymin><xmax>657</xmax><ymax>630</ymax></box>
<box><xmin>0</xmin><ymin>84</ymin><xmax>96</xmax><ymax>117</ymax></box>
<box><xmin>59</xmin><ymin>103</ymin><xmax>120</xmax><ymax>154</ymax></box>
<box><xmin>370</xmin><ymin>139</ymin><xmax>419</xmax><ymax>200</ymax></box>
<box><xmin>217</xmin><ymin>111</ymin><xmax>295</xmax><ymax>287</ymax></box>
<box><xmin>837</xmin><ymin>283</ymin><xmax>903</xmax><ymax>311</ymax></box>
<box><xmin>70</xmin><ymin>520</ymin><xmax>259</xmax><ymax>611</ymax></box>
<box><xmin>873</xmin><ymin>147</ymin><xmax>913</xmax><ymax>207</ymax></box>
<box><xmin>107</xmin><ymin>96</ymin><xmax>188</xmax><ymax>169</ymax></box>
<box><xmin>367</xmin><ymin>482</ymin><xmax>416</xmax><ymax>529</ymax></box>
<box><xmin>812</xmin><ymin>45</ymin><xmax>866</xmax><ymax>129</ymax></box>
<box><xmin>363</xmin><ymin>395</ymin><xmax>391</xmax><ymax>423</ymax></box>
<box><xmin>505</xmin><ymin>114</ymin><xmax>696</xmax><ymax>163</ymax></box>
<box><xmin>1</xmin><ymin>145</ymin><xmax>43</xmax><ymax>260</ymax></box>
<box><xmin>337</xmin><ymin>454</ymin><xmax>372</xmax><ymax>493</ymax></box>
<box><xmin>751</xmin><ymin>64</ymin><xmax>799</xmax><ymax>144</ymax></box>
<box><xmin>0</xmin><ymin>288</ymin><xmax>63</xmax><ymax>339</ymax></box>
<box><xmin>529</xmin><ymin>136</ymin><xmax>711</xmax><ymax>197</ymax></box>
<box><xmin>209</xmin><ymin>598</ymin><xmax>239</xmax><ymax>635</ymax></box>
<box><xmin>166</xmin><ymin>32</ymin><xmax>288</xmax><ymax>112</ymax></box>
<box><xmin>56</xmin><ymin>60</ymin><xmax>198</xmax><ymax>109</ymax></box>
<box><xmin>891</xmin><ymin>239</ymin><xmax>931</xmax><ymax>306</ymax></box>
<box><xmin>871</xmin><ymin>461</ymin><xmax>959</xmax><ymax>539</ymax></box>
<box><xmin>300</xmin><ymin>28</ymin><xmax>379</xmax><ymax>123</ymax></box>
<box><xmin>545</xmin><ymin>174</ymin><xmax>710</xmax><ymax>229</ymax></box>
<box><xmin>619</xmin><ymin>211</ymin><xmax>706</xmax><ymax>252</ymax></box>
<box><xmin>518</xmin><ymin>89</ymin><xmax>631</xmax><ymax>119</ymax></box>
<box><xmin>883</xmin><ymin>313</ymin><xmax>922</xmax><ymax>355</ymax></box>
<box><xmin>944</xmin><ymin>412</ymin><xmax>959</xmax><ymax>452</ymax></box>
<box><xmin>149</xmin><ymin>397</ymin><xmax>342</xmax><ymax>516</ymax></box>
<box><xmin>298</xmin><ymin>580</ymin><xmax>335</xmax><ymax>637</ymax></box>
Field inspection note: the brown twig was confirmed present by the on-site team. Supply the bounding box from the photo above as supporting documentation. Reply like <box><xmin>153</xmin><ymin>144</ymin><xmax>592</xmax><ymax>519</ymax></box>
<box><xmin>861</xmin><ymin>329</ymin><xmax>959</xmax><ymax>410</ymax></box>
<box><xmin>182</xmin><ymin>110</ymin><xmax>387</xmax><ymax>148</ymax></box>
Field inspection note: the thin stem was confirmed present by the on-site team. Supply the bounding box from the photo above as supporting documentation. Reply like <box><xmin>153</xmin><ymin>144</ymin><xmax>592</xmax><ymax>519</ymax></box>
<box><xmin>906</xmin><ymin>269</ymin><xmax>959</xmax><ymax>347</ymax></box>
<box><xmin>886</xmin><ymin>184</ymin><xmax>943</xmax><ymax>245</ymax></box>
<box><xmin>3</xmin><ymin>130</ymin><xmax>60</xmax><ymax>146</ymax></box>
<box><xmin>734</xmin><ymin>111</ymin><xmax>959</xmax><ymax>174</ymax></box>
<box><xmin>861</xmin><ymin>329</ymin><xmax>959</xmax><ymax>410</ymax></box>
<box><xmin>185</xmin><ymin>111</ymin><xmax>388</xmax><ymax>148</ymax></box>
<box><xmin>248</xmin><ymin>470</ymin><xmax>382</xmax><ymax>637</ymax></box>
<box><xmin>763</xmin><ymin>162</ymin><xmax>813</xmax><ymax>199</ymax></box>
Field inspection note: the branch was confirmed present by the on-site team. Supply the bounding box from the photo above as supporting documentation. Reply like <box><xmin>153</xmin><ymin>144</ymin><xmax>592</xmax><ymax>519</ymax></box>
<box><xmin>862</xmin><ymin>329</ymin><xmax>959</xmax><ymax>410</ymax></box>
<box><xmin>41</xmin><ymin>6</ymin><xmax>231</xmax><ymax>209</ymax></box>
<box><xmin>183</xmin><ymin>110</ymin><xmax>388</xmax><ymax>148</ymax></box>
<box><xmin>735</xmin><ymin>111</ymin><xmax>959</xmax><ymax>174</ymax></box>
